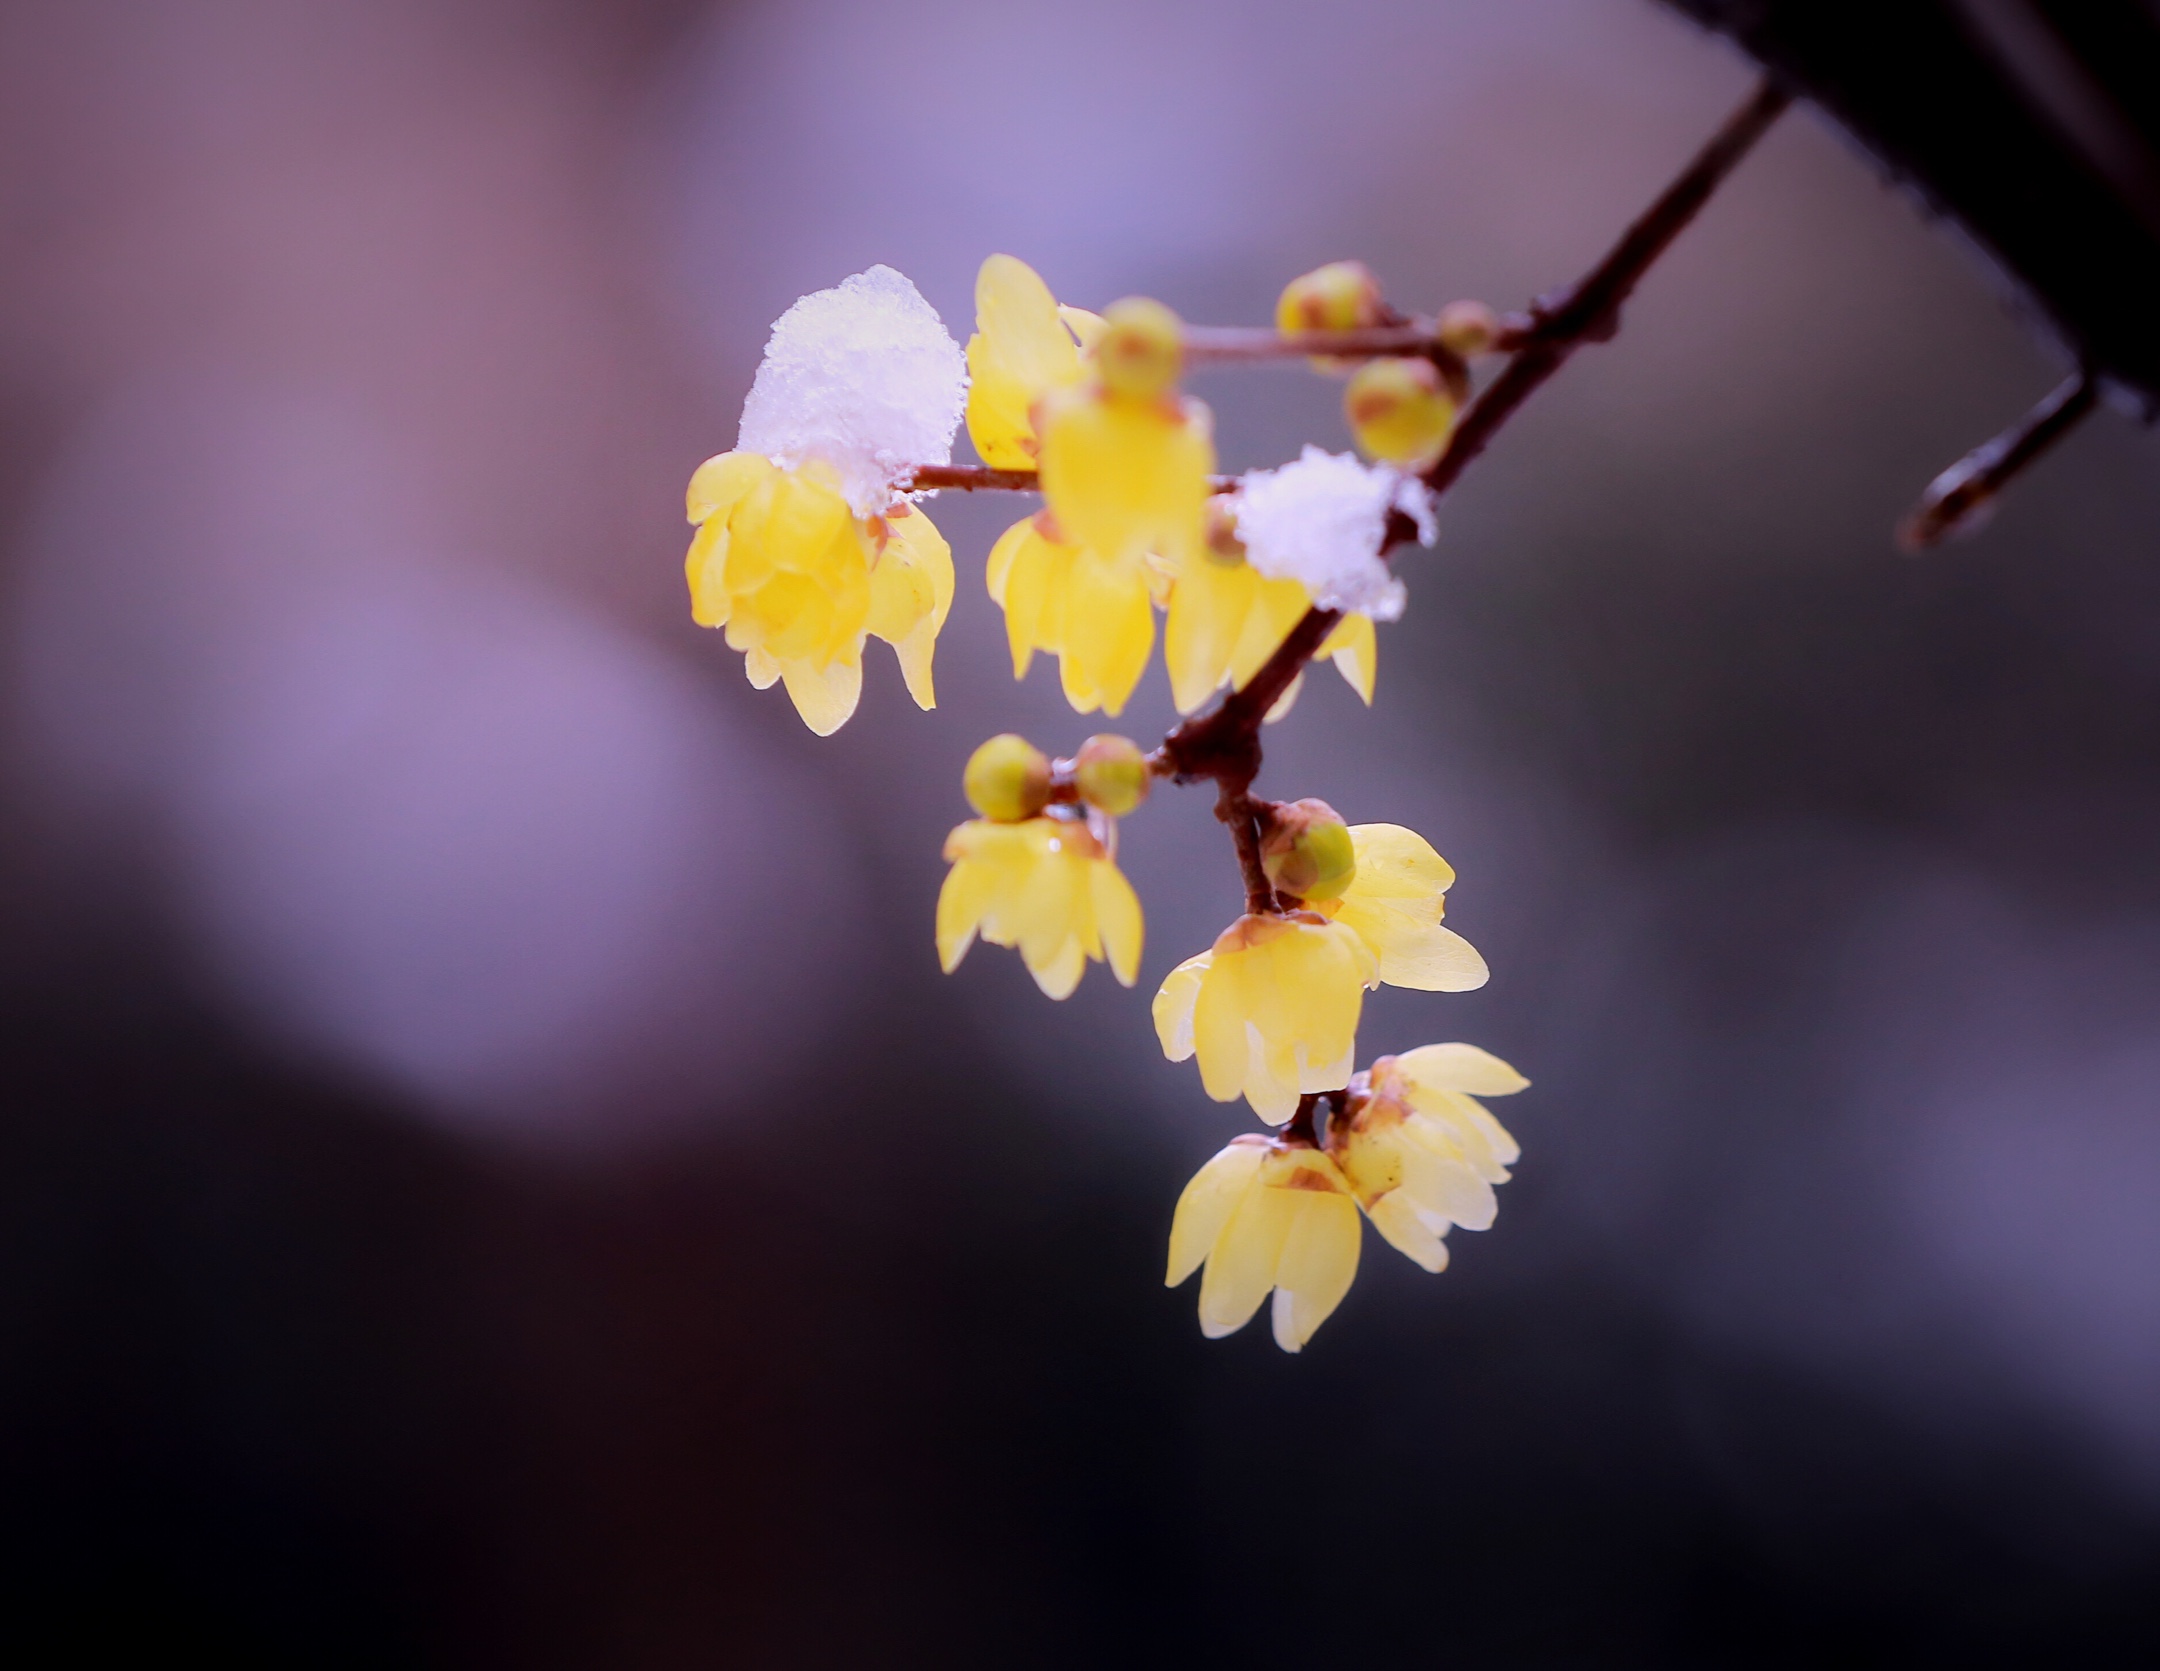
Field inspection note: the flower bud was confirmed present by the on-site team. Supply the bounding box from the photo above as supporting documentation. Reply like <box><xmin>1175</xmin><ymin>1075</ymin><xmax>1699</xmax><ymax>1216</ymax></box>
<box><xmin>1094</xmin><ymin>297</ymin><xmax>1183</xmax><ymax>400</ymax></box>
<box><xmin>1435</xmin><ymin>299</ymin><xmax>1501</xmax><ymax>357</ymax></box>
<box><xmin>1203</xmin><ymin>498</ymin><xmax>1247</xmax><ymax>566</ymax></box>
<box><xmin>1344</xmin><ymin>357</ymin><xmax>1456</xmax><ymax>469</ymax></box>
<box><xmin>1275</xmin><ymin>261</ymin><xmax>1385</xmax><ymax>336</ymax></box>
<box><xmin>1260</xmin><ymin>798</ymin><xmax>1357</xmax><ymax>903</ymax></box>
<box><xmin>964</xmin><ymin>733</ymin><xmax>1052</xmax><ymax>822</ymax></box>
<box><xmin>1073</xmin><ymin>734</ymin><xmax>1151</xmax><ymax>817</ymax></box>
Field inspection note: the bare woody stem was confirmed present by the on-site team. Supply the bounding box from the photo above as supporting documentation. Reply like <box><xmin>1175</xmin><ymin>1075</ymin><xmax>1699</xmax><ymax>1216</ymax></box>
<box><xmin>1157</xmin><ymin>76</ymin><xmax>1792</xmax><ymax>878</ymax></box>
<box><xmin>907</xmin><ymin>464</ymin><xmax>1239</xmax><ymax>495</ymax></box>
<box><xmin>1422</xmin><ymin>77</ymin><xmax>1791</xmax><ymax>497</ymax></box>
<box><xmin>1896</xmin><ymin>370</ymin><xmax>2097</xmax><ymax>549</ymax></box>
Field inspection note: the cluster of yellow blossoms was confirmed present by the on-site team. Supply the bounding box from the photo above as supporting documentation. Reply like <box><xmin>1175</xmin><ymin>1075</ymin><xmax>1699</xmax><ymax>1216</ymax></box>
<box><xmin>686</xmin><ymin>255</ymin><xmax>1527</xmax><ymax>1352</ymax></box>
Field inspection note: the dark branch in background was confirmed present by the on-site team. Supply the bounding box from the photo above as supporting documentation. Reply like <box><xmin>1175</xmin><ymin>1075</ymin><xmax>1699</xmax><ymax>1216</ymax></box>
<box><xmin>1897</xmin><ymin>370</ymin><xmax>2097</xmax><ymax>549</ymax></box>
<box><xmin>1155</xmin><ymin>77</ymin><xmax>1792</xmax><ymax>878</ymax></box>
<box><xmin>1658</xmin><ymin>0</ymin><xmax>2160</xmax><ymax>410</ymax></box>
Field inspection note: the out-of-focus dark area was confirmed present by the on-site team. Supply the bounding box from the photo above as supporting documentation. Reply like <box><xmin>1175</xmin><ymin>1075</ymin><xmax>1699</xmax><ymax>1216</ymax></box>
<box><xmin>1</xmin><ymin>0</ymin><xmax>2157</xmax><ymax>1662</ymax></box>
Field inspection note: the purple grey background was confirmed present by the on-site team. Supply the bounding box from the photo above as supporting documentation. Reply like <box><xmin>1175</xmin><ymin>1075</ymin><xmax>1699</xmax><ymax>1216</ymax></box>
<box><xmin>0</xmin><ymin>0</ymin><xmax>2155</xmax><ymax>1661</ymax></box>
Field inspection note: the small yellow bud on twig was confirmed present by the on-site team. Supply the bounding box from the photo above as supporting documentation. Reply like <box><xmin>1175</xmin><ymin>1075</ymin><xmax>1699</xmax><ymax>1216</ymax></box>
<box><xmin>1073</xmin><ymin>735</ymin><xmax>1151</xmax><ymax>818</ymax></box>
<box><xmin>1093</xmin><ymin>297</ymin><xmax>1185</xmax><ymax>401</ymax></box>
<box><xmin>1344</xmin><ymin>357</ymin><xmax>1457</xmax><ymax>469</ymax></box>
<box><xmin>964</xmin><ymin>733</ymin><xmax>1052</xmax><ymax>822</ymax></box>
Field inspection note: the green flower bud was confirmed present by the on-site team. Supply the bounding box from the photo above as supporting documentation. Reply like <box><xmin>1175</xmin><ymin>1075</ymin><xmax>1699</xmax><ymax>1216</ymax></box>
<box><xmin>1260</xmin><ymin>798</ymin><xmax>1357</xmax><ymax>903</ymax></box>
<box><xmin>1073</xmin><ymin>734</ymin><xmax>1151</xmax><ymax>817</ymax></box>
<box><xmin>964</xmin><ymin>733</ymin><xmax>1052</xmax><ymax>822</ymax></box>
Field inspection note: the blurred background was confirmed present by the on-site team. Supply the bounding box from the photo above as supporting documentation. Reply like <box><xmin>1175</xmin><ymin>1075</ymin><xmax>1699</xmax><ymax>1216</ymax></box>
<box><xmin>1</xmin><ymin>0</ymin><xmax>2157</xmax><ymax>1662</ymax></box>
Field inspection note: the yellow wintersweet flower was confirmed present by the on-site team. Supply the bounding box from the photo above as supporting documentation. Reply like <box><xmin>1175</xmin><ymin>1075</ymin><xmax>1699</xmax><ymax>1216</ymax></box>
<box><xmin>965</xmin><ymin>260</ymin><xmax>1180</xmax><ymax>718</ymax></box>
<box><xmin>1165</xmin><ymin>1136</ymin><xmax>1362</xmax><ymax>1352</ymax></box>
<box><xmin>1163</xmin><ymin>544</ymin><xmax>1377</xmax><ymax>716</ymax></box>
<box><xmin>937</xmin><ymin>813</ymin><xmax>1143</xmax><ymax>999</ymax></box>
<box><xmin>1310</xmin><ymin>823</ymin><xmax>1489</xmax><ymax>991</ymax></box>
<box><xmin>1152</xmin><ymin>912</ymin><xmax>1375</xmax><ymax>1122</ymax></box>
<box><xmin>1037</xmin><ymin>298</ymin><xmax>1214</xmax><ymax>576</ymax></box>
<box><xmin>964</xmin><ymin>254</ymin><xmax>1103</xmax><ymax>469</ymax></box>
<box><xmin>1333</xmin><ymin>1044</ymin><xmax>1527</xmax><ymax>1272</ymax></box>
<box><xmin>684</xmin><ymin>452</ymin><xmax>953</xmax><ymax>736</ymax></box>
<box><xmin>985</xmin><ymin>512</ymin><xmax>1158</xmax><ymax>716</ymax></box>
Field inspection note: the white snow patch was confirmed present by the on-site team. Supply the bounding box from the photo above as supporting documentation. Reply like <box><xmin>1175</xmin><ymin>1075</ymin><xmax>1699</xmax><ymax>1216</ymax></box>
<box><xmin>736</xmin><ymin>265</ymin><xmax>967</xmax><ymax>518</ymax></box>
<box><xmin>1231</xmin><ymin>447</ymin><xmax>1433</xmax><ymax>620</ymax></box>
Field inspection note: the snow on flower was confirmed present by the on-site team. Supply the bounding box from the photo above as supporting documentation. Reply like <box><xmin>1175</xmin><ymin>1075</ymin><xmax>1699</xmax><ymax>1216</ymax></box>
<box><xmin>1231</xmin><ymin>446</ymin><xmax>1436</xmax><ymax>622</ymax></box>
<box><xmin>736</xmin><ymin>265</ymin><xmax>968</xmax><ymax>518</ymax></box>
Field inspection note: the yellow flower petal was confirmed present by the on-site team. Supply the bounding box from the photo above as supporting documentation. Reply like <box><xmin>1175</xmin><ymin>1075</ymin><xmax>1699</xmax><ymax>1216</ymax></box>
<box><xmin>1165</xmin><ymin>1136</ymin><xmax>1269</xmax><ymax>1286</ymax></box>
<box><xmin>966</xmin><ymin>255</ymin><xmax>1084</xmax><ymax>469</ymax></box>
<box><xmin>1391</xmin><ymin>1042</ymin><xmax>1530</xmax><ymax>1099</ymax></box>
<box><xmin>1197</xmin><ymin>1176</ymin><xmax>1293</xmax><ymax>1338</ymax></box>
<box><xmin>1270</xmin><ymin>1177</ymin><xmax>1361</xmax><ymax>1352</ymax></box>
<box><xmin>685</xmin><ymin>514</ymin><xmax>731</xmax><ymax>628</ymax></box>
<box><xmin>935</xmin><ymin>837</ymin><xmax>995</xmax><ymax>972</ymax></box>
<box><xmin>686</xmin><ymin>449</ymin><xmax>772</xmax><ymax>525</ymax></box>
<box><xmin>1228</xmin><ymin>575</ymin><xmax>1315</xmax><ymax>690</ymax></box>
<box><xmin>1058</xmin><ymin>304</ymin><xmax>1107</xmax><ymax>351</ymax></box>
<box><xmin>1166</xmin><ymin>915</ymin><xmax>1370</xmax><ymax>1120</ymax></box>
<box><xmin>1090</xmin><ymin>856</ymin><xmax>1144</xmax><ymax>986</ymax></box>
<box><xmin>870</xmin><ymin>506</ymin><xmax>953</xmax><ymax>710</ymax></box>
<box><xmin>1163</xmin><ymin>554</ymin><xmax>1257</xmax><ymax>715</ymax></box>
<box><xmin>937</xmin><ymin>816</ymin><xmax>1141</xmax><ymax>999</ymax></box>
<box><xmin>1367</xmin><ymin>1192</ymin><xmax>1450</xmax><ymax>1273</ymax></box>
<box><xmin>1059</xmin><ymin>548</ymin><xmax>1154</xmax><ymax>717</ymax></box>
<box><xmin>1152</xmin><ymin>955</ymin><xmax>1207</xmax><ymax>1061</ymax></box>
<box><xmin>1317</xmin><ymin>612</ymin><xmax>1377</xmax><ymax>704</ymax></box>
<box><xmin>1324</xmin><ymin>824</ymin><xmax>1488</xmax><ymax>992</ymax></box>
<box><xmin>778</xmin><ymin>651</ymin><xmax>863</xmax><ymax>737</ymax></box>
<box><xmin>1039</xmin><ymin>390</ymin><xmax>1213</xmax><ymax>573</ymax></box>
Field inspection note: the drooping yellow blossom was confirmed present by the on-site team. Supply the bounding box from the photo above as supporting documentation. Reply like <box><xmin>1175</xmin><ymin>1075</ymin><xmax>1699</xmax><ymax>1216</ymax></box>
<box><xmin>964</xmin><ymin>255</ymin><xmax>1102</xmax><ymax>468</ymax></box>
<box><xmin>1163</xmin><ymin>540</ymin><xmax>1376</xmax><ymax>716</ymax></box>
<box><xmin>1152</xmin><ymin>912</ymin><xmax>1375</xmax><ymax>1122</ymax></box>
<box><xmin>1037</xmin><ymin>298</ymin><xmax>1214</xmax><ymax>575</ymax></box>
<box><xmin>966</xmin><ymin>261</ymin><xmax>1188</xmax><ymax>717</ymax></box>
<box><xmin>937</xmin><ymin>814</ymin><xmax>1142</xmax><ymax>999</ymax></box>
<box><xmin>1166</xmin><ymin>1136</ymin><xmax>1362</xmax><ymax>1352</ymax></box>
<box><xmin>1333</xmin><ymin>1044</ymin><xmax>1527</xmax><ymax>1272</ymax></box>
<box><xmin>986</xmin><ymin>512</ymin><xmax>1159</xmax><ymax>716</ymax></box>
<box><xmin>684</xmin><ymin>452</ymin><xmax>953</xmax><ymax>735</ymax></box>
<box><xmin>1309</xmin><ymin>823</ymin><xmax>1489</xmax><ymax>990</ymax></box>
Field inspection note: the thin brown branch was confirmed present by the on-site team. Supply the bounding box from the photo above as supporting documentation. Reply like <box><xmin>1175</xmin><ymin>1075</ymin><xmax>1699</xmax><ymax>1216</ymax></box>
<box><xmin>1180</xmin><ymin>321</ymin><xmax>1476</xmax><ymax>365</ymax></box>
<box><xmin>1218</xmin><ymin>788</ymin><xmax>1280</xmax><ymax>915</ymax></box>
<box><xmin>1897</xmin><ymin>371</ymin><xmax>2097</xmax><ymax>549</ymax></box>
<box><xmin>1422</xmin><ymin>76</ymin><xmax>1791</xmax><ymax>497</ymax></box>
<box><xmin>905</xmin><ymin>463</ymin><xmax>1241</xmax><ymax>495</ymax></box>
<box><xmin>905</xmin><ymin>464</ymin><xmax>1044</xmax><ymax>492</ymax></box>
<box><xmin>1154</xmin><ymin>74</ymin><xmax>1789</xmax><ymax>893</ymax></box>
<box><xmin>1282</xmin><ymin>1093</ymin><xmax>1322</xmax><ymax>1148</ymax></box>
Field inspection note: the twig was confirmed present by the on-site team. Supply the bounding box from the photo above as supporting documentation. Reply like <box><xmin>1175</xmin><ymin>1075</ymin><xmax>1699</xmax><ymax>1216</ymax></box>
<box><xmin>904</xmin><ymin>463</ymin><xmax>1240</xmax><ymax>496</ymax></box>
<box><xmin>1219</xmin><ymin>788</ymin><xmax>1280</xmax><ymax>915</ymax></box>
<box><xmin>905</xmin><ymin>464</ymin><xmax>1045</xmax><ymax>493</ymax></box>
<box><xmin>1157</xmin><ymin>75</ymin><xmax>1791</xmax><ymax>865</ymax></box>
<box><xmin>1181</xmin><ymin>322</ymin><xmax>1492</xmax><ymax>366</ymax></box>
<box><xmin>1896</xmin><ymin>371</ymin><xmax>2097</xmax><ymax>549</ymax></box>
<box><xmin>1423</xmin><ymin>77</ymin><xmax>1791</xmax><ymax>497</ymax></box>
